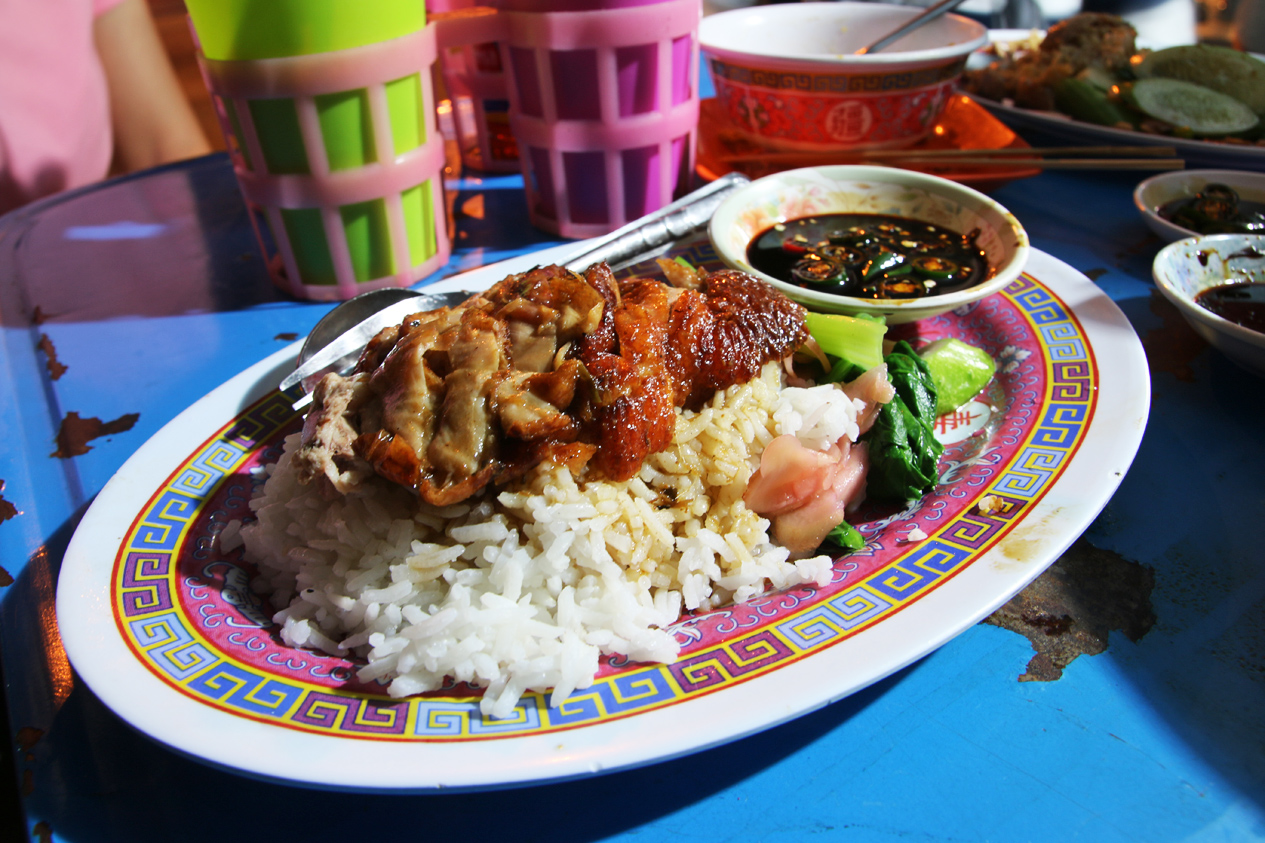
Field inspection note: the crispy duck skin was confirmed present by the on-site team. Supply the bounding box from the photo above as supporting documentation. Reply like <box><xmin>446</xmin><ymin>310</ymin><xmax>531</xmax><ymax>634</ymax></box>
<box><xmin>297</xmin><ymin>263</ymin><xmax>807</xmax><ymax>503</ymax></box>
<box><xmin>665</xmin><ymin>269</ymin><xmax>808</xmax><ymax>408</ymax></box>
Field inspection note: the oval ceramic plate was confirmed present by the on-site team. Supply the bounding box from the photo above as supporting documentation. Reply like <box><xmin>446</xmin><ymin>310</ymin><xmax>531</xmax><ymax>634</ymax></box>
<box><xmin>969</xmin><ymin>93</ymin><xmax>1265</xmax><ymax>171</ymax></box>
<box><xmin>57</xmin><ymin>242</ymin><xmax>1149</xmax><ymax>792</ymax></box>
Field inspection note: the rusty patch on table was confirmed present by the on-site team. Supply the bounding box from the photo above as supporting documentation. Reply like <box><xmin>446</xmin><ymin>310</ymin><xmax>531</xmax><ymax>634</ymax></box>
<box><xmin>1142</xmin><ymin>290</ymin><xmax>1206</xmax><ymax>382</ymax></box>
<box><xmin>985</xmin><ymin>536</ymin><xmax>1156</xmax><ymax>681</ymax></box>
<box><xmin>16</xmin><ymin>727</ymin><xmax>43</xmax><ymax>753</ymax></box>
<box><xmin>51</xmin><ymin>411</ymin><xmax>140</xmax><ymax>458</ymax></box>
<box><xmin>0</xmin><ymin>479</ymin><xmax>17</xmax><ymax>525</ymax></box>
<box><xmin>36</xmin><ymin>333</ymin><xmax>67</xmax><ymax>380</ymax></box>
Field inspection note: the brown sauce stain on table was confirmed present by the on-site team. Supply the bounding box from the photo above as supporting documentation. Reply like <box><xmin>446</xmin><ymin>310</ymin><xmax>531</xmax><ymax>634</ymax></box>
<box><xmin>16</xmin><ymin>727</ymin><xmax>43</xmax><ymax>753</ymax></box>
<box><xmin>0</xmin><ymin>480</ymin><xmax>16</xmax><ymax>526</ymax></box>
<box><xmin>36</xmin><ymin>333</ymin><xmax>67</xmax><ymax>380</ymax></box>
<box><xmin>0</xmin><ymin>480</ymin><xmax>16</xmax><ymax>585</ymax></box>
<box><xmin>51</xmin><ymin>412</ymin><xmax>140</xmax><ymax>458</ymax></box>
<box><xmin>16</xmin><ymin>729</ymin><xmax>44</xmax><ymax>798</ymax></box>
<box><xmin>1142</xmin><ymin>290</ymin><xmax>1207</xmax><ymax>382</ymax></box>
<box><xmin>274</xmin><ymin>332</ymin><xmax>298</xmax><ymax>341</ymax></box>
<box><xmin>985</xmin><ymin>537</ymin><xmax>1156</xmax><ymax>681</ymax></box>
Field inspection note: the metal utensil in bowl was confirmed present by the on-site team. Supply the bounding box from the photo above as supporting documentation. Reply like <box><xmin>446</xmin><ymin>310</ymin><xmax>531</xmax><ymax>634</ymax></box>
<box><xmin>854</xmin><ymin>0</ymin><xmax>972</xmax><ymax>54</ymax></box>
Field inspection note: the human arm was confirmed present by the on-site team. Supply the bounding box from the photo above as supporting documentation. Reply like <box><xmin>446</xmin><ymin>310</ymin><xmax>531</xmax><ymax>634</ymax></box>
<box><xmin>93</xmin><ymin>0</ymin><xmax>212</xmax><ymax>173</ymax></box>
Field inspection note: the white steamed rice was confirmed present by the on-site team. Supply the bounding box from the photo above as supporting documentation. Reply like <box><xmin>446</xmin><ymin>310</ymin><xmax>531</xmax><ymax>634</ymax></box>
<box><xmin>229</xmin><ymin>363</ymin><xmax>863</xmax><ymax>718</ymax></box>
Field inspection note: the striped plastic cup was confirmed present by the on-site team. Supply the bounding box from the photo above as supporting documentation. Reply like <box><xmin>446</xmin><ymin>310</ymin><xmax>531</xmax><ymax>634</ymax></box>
<box><xmin>429</xmin><ymin>0</ymin><xmax>519</xmax><ymax>174</ymax></box>
<box><xmin>188</xmin><ymin>0</ymin><xmax>452</xmax><ymax>301</ymax></box>
<box><xmin>435</xmin><ymin>0</ymin><xmax>702</xmax><ymax>239</ymax></box>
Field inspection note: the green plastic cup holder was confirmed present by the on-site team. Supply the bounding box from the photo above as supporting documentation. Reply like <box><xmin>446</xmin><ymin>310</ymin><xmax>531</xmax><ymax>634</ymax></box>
<box><xmin>316</xmin><ymin>89</ymin><xmax>377</xmax><ymax>172</ymax></box>
<box><xmin>272</xmin><ymin>180</ymin><xmax>439</xmax><ymax>288</ymax></box>
<box><xmin>186</xmin><ymin>0</ymin><xmax>426</xmax><ymax>61</ymax></box>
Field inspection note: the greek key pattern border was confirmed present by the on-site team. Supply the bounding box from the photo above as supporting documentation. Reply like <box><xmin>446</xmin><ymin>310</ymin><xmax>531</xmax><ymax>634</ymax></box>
<box><xmin>112</xmin><ymin>272</ymin><xmax>1094</xmax><ymax>742</ymax></box>
<box><xmin>708</xmin><ymin>57</ymin><xmax>966</xmax><ymax>93</ymax></box>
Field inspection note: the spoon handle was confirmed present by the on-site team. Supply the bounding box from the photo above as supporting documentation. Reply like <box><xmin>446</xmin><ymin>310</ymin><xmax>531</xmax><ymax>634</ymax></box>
<box><xmin>561</xmin><ymin>172</ymin><xmax>750</xmax><ymax>272</ymax></box>
<box><xmin>855</xmin><ymin>0</ymin><xmax>971</xmax><ymax>55</ymax></box>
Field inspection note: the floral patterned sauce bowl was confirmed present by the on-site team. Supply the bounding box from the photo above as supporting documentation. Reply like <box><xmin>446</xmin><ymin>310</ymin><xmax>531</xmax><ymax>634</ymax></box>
<box><xmin>1152</xmin><ymin>233</ymin><xmax>1265</xmax><ymax>378</ymax></box>
<box><xmin>708</xmin><ymin>165</ymin><xmax>1030</xmax><ymax>323</ymax></box>
<box><xmin>699</xmin><ymin>1</ymin><xmax>988</xmax><ymax>152</ymax></box>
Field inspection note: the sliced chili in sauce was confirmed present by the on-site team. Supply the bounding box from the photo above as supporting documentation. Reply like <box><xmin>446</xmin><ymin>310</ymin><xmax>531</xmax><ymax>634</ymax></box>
<box><xmin>747</xmin><ymin>213</ymin><xmax>990</xmax><ymax>300</ymax></box>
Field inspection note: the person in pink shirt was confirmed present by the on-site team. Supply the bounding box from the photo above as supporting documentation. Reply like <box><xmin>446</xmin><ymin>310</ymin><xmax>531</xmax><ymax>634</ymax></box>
<box><xmin>0</xmin><ymin>0</ymin><xmax>211</xmax><ymax>215</ymax></box>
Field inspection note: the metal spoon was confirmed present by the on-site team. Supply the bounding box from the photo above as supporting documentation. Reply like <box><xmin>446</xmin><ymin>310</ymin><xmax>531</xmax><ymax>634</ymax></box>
<box><xmin>292</xmin><ymin>287</ymin><xmax>470</xmax><ymax>393</ymax></box>
<box><xmin>854</xmin><ymin>0</ymin><xmax>972</xmax><ymax>55</ymax></box>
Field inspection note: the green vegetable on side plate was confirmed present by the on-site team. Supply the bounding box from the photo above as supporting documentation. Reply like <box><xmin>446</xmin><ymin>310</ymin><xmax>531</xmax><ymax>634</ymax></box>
<box><xmin>1134</xmin><ymin>44</ymin><xmax>1265</xmax><ymax>115</ymax></box>
<box><xmin>1047</xmin><ymin>42</ymin><xmax>1265</xmax><ymax>138</ymax></box>
<box><xmin>827</xmin><ymin>521</ymin><xmax>866</xmax><ymax>551</ymax></box>
<box><xmin>1121</xmin><ymin>77</ymin><xmax>1259</xmax><ymax>137</ymax></box>
<box><xmin>918</xmin><ymin>337</ymin><xmax>998</xmax><ymax>415</ymax></box>
<box><xmin>804</xmin><ymin>311</ymin><xmax>886</xmax><ymax>372</ymax></box>
<box><xmin>1054</xmin><ymin>76</ymin><xmax>1133</xmax><ymax>128</ymax></box>
<box><xmin>864</xmin><ymin>340</ymin><xmax>944</xmax><ymax>503</ymax></box>
<box><xmin>800</xmin><ymin>315</ymin><xmax>997</xmax><ymax>533</ymax></box>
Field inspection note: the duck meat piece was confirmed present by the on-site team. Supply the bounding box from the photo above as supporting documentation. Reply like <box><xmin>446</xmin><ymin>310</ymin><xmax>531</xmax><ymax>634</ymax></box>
<box><xmin>492</xmin><ymin>359</ymin><xmax>584</xmax><ymax>441</ymax></box>
<box><xmin>297</xmin><ymin>262</ymin><xmax>808</xmax><ymax>504</ymax></box>
<box><xmin>665</xmin><ymin>269</ymin><xmax>808</xmax><ymax>408</ymax></box>
<box><xmin>578</xmin><ymin>277</ymin><xmax>676</xmax><ymax>481</ymax></box>
<box><xmin>294</xmin><ymin>371</ymin><xmax>374</xmax><ymax>492</ymax></box>
<box><xmin>420</xmin><ymin>311</ymin><xmax>507</xmax><ymax>504</ymax></box>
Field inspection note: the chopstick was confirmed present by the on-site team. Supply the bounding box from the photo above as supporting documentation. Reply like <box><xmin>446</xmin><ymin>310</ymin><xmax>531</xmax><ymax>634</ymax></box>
<box><xmin>863</xmin><ymin>145</ymin><xmax>1180</xmax><ymax>158</ymax></box>
<box><xmin>717</xmin><ymin>145</ymin><xmax>1185</xmax><ymax>170</ymax></box>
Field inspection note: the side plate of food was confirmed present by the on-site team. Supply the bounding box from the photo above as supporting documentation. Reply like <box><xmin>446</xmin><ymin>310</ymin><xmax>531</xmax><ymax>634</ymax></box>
<box><xmin>55</xmin><ymin>237</ymin><xmax>1150</xmax><ymax>792</ymax></box>
<box><xmin>964</xmin><ymin>17</ymin><xmax>1265</xmax><ymax>171</ymax></box>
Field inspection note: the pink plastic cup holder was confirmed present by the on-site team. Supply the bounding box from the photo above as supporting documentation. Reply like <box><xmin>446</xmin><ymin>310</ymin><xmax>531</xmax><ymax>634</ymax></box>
<box><xmin>431</xmin><ymin>2</ymin><xmax>520</xmax><ymax>173</ymax></box>
<box><xmin>198</xmin><ymin>25</ymin><xmax>452</xmax><ymax>301</ymax></box>
<box><xmin>435</xmin><ymin>0</ymin><xmax>702</xmax><ymax>238</ymax></box>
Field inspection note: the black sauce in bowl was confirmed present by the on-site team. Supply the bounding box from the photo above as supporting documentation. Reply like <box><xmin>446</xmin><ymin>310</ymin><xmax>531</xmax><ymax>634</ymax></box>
<box><xmin>746</xmin><ymin>213</ymin><xmax>989</xmax><ymax>300</ymax></box>
<box><xmin>1159</xmin><ymin>184</ymin><xmax>1265</xmax><ymax>235</ymax></box>
<box><xmin>1195</xmin><ymin>281</ymin><xmax>1265</xmax><ymax>334</ymax></box>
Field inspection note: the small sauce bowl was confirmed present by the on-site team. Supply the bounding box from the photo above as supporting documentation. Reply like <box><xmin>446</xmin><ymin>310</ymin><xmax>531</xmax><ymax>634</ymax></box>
<box><xmin>1152</xmin><ymin>233</ymin><xmax>1265</xmax><ymax>377</ymax></box>
<box><xmin>707</xmin><ymin>165</ymin><xmax>1030</xmax><ymax>323</ymax></box>
<box><xmin>1134</xmin><ymin>169</ymin><xmax>1265</xmax><ymax>243</ymax></box>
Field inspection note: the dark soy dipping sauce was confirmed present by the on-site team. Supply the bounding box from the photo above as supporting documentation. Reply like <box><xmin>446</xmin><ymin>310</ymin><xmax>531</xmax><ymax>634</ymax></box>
<box><xmin>1159</xmin><ymin>184</ymin><xmax>1265</xmax><ymax>235</ymax></box>
<box><xmin>746</xmin><ymin>213</ymin><xmax>989</xmax><ymax>300</ymax></box>
<box><xmin>1195</xmin><ymin>281</ymin><xmax>1265</xmax><ymax>334</ymax></box>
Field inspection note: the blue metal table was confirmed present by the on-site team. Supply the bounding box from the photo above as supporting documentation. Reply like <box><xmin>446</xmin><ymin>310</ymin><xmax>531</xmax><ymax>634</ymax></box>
<box><xmin>2</xmin><ymin>146</ymin><xmax>1263</xmax><ymax>841</ymax></box>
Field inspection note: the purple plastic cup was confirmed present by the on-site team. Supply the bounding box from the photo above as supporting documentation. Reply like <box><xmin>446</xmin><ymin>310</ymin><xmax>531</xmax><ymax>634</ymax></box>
<box><xmin>435</xmin><ymin>0</ymin><xmax>701</xmax><ymax>238</ymax></box>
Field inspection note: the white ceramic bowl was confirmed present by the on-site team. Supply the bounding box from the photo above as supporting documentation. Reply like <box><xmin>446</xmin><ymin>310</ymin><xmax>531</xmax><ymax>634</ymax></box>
<box><xmin>699</xmin><ymin>2</ymin><xmax>988</xmax><ymax>152</ymax></box>
<box><xmin>1134</xmin><ymin>169</ymin><xmax>1265</xmax><ymax>243</ymax></box>
<box><xmin>1152</xmin><ymin>233</ymin><xmax>1265</xmax><ymax>377</ymax></box>
<box><xmin>708</xmin><ymin>165</ymin><xmax>1030</xmax><ymax>324</ymax></box>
